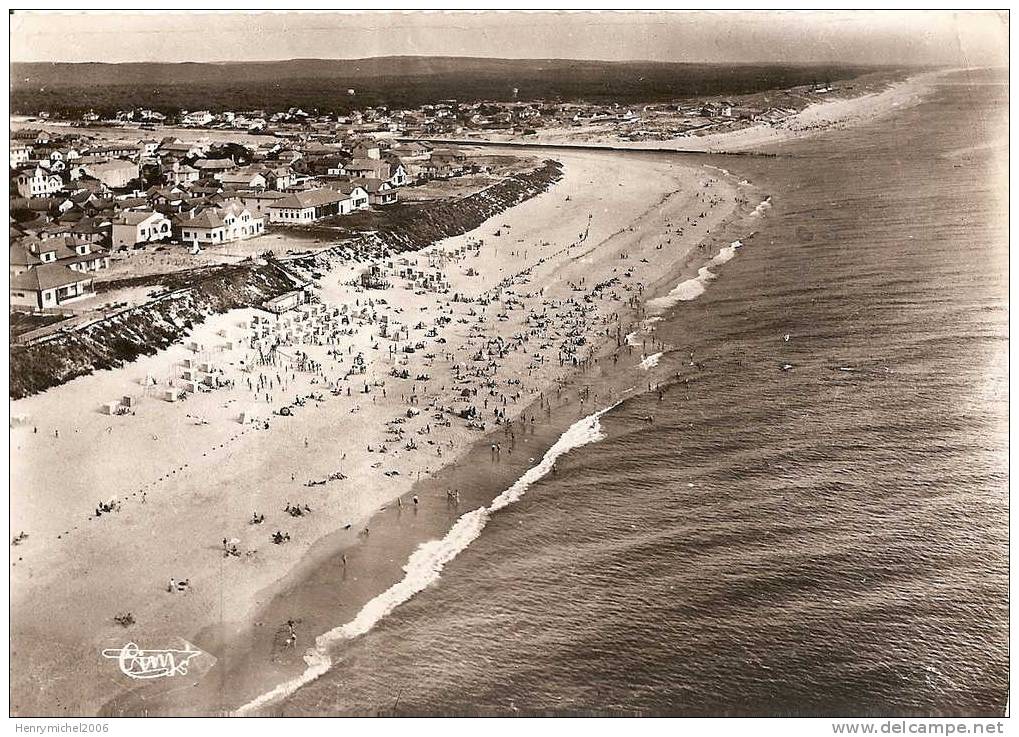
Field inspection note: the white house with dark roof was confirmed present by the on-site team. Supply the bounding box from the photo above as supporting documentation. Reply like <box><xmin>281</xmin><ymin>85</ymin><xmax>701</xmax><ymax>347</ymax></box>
<box><xmin>267</xmin><ymin>187</ymin><xmax>349</xmax><ymax>224</ymax></box>
<box><xmin>14</xmin><ymin>166</ymin><xmax>63</xmax><ymax>198</ymax></box>
<box><xmin>110</xmin><ymin>211</ymin><xmax>172</xmax><ymax>248</ymax></box>
<box><xmin>175</xmin><ymin>206</ymin><xmax>264</xmax><ymax>245</ymax></box>
<box><xmin>9</xmin><ymin>238</ymin><xmax>107</xmax><ymax>310</ymax></box>
<box><xmin>10</xmin><ymin>262</ymin><xmax>95</xmax><ymax>310</ymax></box>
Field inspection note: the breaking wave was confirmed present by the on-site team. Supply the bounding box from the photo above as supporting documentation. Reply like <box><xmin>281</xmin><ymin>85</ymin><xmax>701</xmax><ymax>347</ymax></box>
<box><xmin>639</xmin><ymin>352</ymin><xmax>663</xmax><ymax>370</ymax></box>
<box><xmin>645</xmin><ymin>239</ymin><xmax>745</xmax><ymax>313</ymax></box>
<box><xmin>750</xmin><ymin>197</ymin><xmax>773</xmax><ymax>217</ymax></box>
<box><xmin>235</xmin><ymin>404</ymin><xmax>617</xmax><ymax>716</ymax></box>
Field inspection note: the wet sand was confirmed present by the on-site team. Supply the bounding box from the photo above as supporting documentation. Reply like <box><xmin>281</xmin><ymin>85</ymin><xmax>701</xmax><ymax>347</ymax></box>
<box><xmin>11</xmin><ymin>147</ymin><xmax>749</xmax><ymax>716</ymax></box>
<box><xmin>12</xmin><ymin>69</ymin><xmax>936</xmax><ymax>714</ymax></box>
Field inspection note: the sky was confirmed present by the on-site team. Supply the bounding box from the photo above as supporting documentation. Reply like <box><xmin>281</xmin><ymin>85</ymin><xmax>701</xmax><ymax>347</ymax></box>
<box><xmin>9</xmin><ymin>10</ymin><xmax>1010</xmax><ymax>67</ymax></box>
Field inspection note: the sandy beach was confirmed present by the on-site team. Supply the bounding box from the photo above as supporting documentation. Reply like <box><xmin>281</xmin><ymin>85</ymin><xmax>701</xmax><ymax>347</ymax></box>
<box><xmin>434</xmin><ymin>70</ymin><xmax>944</xmax><ymax>153</ymax></box>
<box><xmin>9</xmin><ymin>70</ymin><xmax>944</xmax><ymax>716</ymax></box>
<box><xmin>11</xmin><ymin>144</ymin><xmax>752</xmax><ymax>715</ymax></box>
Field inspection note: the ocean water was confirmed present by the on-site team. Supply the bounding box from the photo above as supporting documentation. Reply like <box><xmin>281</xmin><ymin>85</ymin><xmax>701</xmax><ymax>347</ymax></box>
<box><xmin>276</xmin><ymin>70</ymin><xmax>1008</xmax><ymax>717</ymax></box>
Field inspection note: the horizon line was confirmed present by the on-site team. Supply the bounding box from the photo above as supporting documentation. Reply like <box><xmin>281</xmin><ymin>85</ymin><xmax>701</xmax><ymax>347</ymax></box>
<box><xmin>10</xmin><ymin>53</ymin><xmax>920</xmax><ymax>67</ymax></box>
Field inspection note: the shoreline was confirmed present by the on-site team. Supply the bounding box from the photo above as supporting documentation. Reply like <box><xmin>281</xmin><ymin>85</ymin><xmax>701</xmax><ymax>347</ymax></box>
<box><xmin>403</xmin><ymin>69</ymin><xmax>946</xmax><ymax>154</ymax></box>
<box><xmin>11</xmin><ymin>145</ymin><xmax>748</xmax><ymax>716</ymax></box>
<box><xmin>104</xmin><ymin>176</ymin><xmax>762</xmax><ymax>716</ymax></box>
<box><xmin>10</xmin><ymin>69</ymin><xmax>933</xmax><ymax>716</ymax></box>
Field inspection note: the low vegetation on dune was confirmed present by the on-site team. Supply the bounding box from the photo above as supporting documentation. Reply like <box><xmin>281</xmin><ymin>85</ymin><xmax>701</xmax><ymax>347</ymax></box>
<box><xmin>10</xmin><ymin>160</ymin><xmax>564</xmax><ymax>400</ymax></box>
<box><xmin>10</xmin><ymin>262</ymin><xmax>297</xmax><ymax>400</ymax></box>
<box><xmin>300</xmin><ymin>159</ymin><xmax>564</xmax><ymax>251</ymax></box>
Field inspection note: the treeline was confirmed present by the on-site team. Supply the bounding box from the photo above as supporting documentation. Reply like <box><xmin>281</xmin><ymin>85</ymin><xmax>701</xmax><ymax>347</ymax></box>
<box><xmin>10</xmin><ymin>57</ymin><xmax>883</xmax><ymax>117</ymax></box>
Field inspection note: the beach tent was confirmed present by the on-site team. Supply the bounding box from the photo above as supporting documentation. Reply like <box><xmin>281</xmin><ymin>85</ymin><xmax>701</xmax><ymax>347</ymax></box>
<box><xmin>239</xmin><ymin>407</ymin><xmax>263</xmax><ymax>424</ymax></box>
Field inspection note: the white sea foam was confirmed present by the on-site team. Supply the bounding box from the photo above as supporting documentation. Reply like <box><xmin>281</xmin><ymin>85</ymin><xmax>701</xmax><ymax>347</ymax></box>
<box><xmin>639</xmin><ymin>352</ymin><xmax>663</xmax><ymax>370</ymax></box>
<box><xmin>235</xmin><ymin>404</ymin><xmax>616</xmax><ymax>716</ymax></box>
<box><xmin>750</xmin><ymin>197</ymin><xmax>773</xmax><ymax>217</ymax></box>
<box><xmin>645</xmin><ymin>239</ymin><xmax>746</xmax><ymax>313</ymax></box>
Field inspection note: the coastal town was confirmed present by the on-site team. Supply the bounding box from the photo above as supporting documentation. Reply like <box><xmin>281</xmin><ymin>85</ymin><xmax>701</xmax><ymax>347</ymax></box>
<box><xmin>9</xmin><ymin>8</ymin><xmax>978</xmax><ymax>721</ymax></box>
<box><xmin>8</xmin><ymin>72</ymin><xmax>863</xmax><ymax>339</ymax></box>
<box><xmin>8</xmin><ymin>51</ymin><xmax>939</xmax><ymax>716</ymax></box>
<box><xmin>10</xmin><ymin>122</ymin><xmax>481</xmax><ymax>323</ymax></box>
<box><xmin>11</xmin><ymin>120</ymin><xmax>754</xmax><ymax>713</ymax></box>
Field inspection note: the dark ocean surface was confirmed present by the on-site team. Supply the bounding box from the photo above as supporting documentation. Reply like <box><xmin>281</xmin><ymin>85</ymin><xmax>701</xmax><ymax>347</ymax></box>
<box><xmin>275</xmin><ymin>69</ymin><xmax>1008</xmax><ymax>717</ymax></box>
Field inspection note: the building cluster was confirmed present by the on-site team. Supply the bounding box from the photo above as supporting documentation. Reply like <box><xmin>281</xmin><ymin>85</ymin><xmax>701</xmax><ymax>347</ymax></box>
<box><xmin>68</xmin><ymin>95</ymin><xmax>798</xmax><ymax>142</ymax></box>
<box><xmin>10</xmin><ymin>125</ymin><xmax>474</xmax><ymax>311</ymax></box>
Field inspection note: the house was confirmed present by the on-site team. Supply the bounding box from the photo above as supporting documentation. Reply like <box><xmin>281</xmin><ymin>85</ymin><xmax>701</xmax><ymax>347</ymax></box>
<box><xmin>83</xmin><ymin>160</ymin><xmax>139</xmax><ymax>189</ymax></box>
<box><xmin>390</xmin><ymin>141</ymin><xmax>432</xmax><ymax>161</ymax></box>
<box><xmin>327</xmin><ymin>181</ymin><xmax>371</xmax><ymax>211</ymax></box>
<box><xmin>68</xmin><ymin>218</ymin><xmax>109</xmax><ymax>245</ymax></box>
<box><xmin>9</xmin><ymin>237</ymin><xmax>110</xmax><ymax>310</ymax></box>
<box><xmin>10</xmin><ymin>144</ymin><xmax>32</xmax><ymax>168</ymax></box>
<box><xmin>166</xmin><ymin>162</ymin><xmax>201</xmax><ymax>187</ymax></box>
<box><xmin>158</xmin><ymin>139</ymin><xmax>205</xmax><ymax>158</ymax></box>
<box><xmin>110</xmin><ymin>210</ymin><xmax>172</xmax><ymax>248</ymax></box>
<box><xmin>387</xmin><ymin>161</ymin><xmax>409</xmax><ymax>187</ymax></box>
<box><xmin>10</xmin><ymin>261</ymin><xmax>95</xmax><ymax>311</ymax></box>
<box><xmin>194</xmin><ymin>158</ymin><xmax>236</xmax><ymax>177</ymax></box>
<box><xmin>355</xmin><ymin>178</ymin><xmax>398</xmax><ymax>206</ymax></box>
<box><xmin>14</xmin><ymin>166</ymin><xmax>63</xmax><ymax>198</ymax></box>
<box><xmin>12</xmin><ymin>128</ymin><xmax>45</xmax><ymax>142</ymax></box>
<box><xmin>138</xmin><ymin>139</ymin><xmax>160</xmax><ymax>157</ymax></box>
<box><xmin>85</xmin><ymin>143</ymin><xmax>141</xmax><ymax>159</ymax></box>
<box><xmin>175</xmin><ymin>206</ymin><xmax>265</xmax><ymax>245</ymax></box>
<box><xmin>16</xmin><ymin>236</ymin><xmax>111</xmax><ymax>274</ymax></box>
<box><xmin>146</xmin><ymin>186</ymin><xmax>188</xmax><ymax>209</ymax></box>
<box><xmin>423</xmin><ymin>150</ymin><xmax>468</xmax><ymax>178</ymax></box>
<box><xmin>262</xmin><ymin>165</ymin><xmax>294</xmax><ymax>190</ymax></box>
<box><xmin>219</xmin><ymin>169</ymin><xmax>268</xmax><ymax>190</ymax></box>
<box><xmin>351</xmin><ymin>141</ymin><xmax>382</xmax><ymax>160</ymax></box>
<box><xmin>182</xmin><ymin>110</ymin><xmax>213</xmax><ymax>127</ymax></box>
<box><xmin>267</xmin><ymin>188</ymin><xmax>349</xmax><ymax>224</ymax></box>
<box><xmin>344</xmin><ymin>157</ymin><xmax>391</xmax><ymax>180</ymax></box>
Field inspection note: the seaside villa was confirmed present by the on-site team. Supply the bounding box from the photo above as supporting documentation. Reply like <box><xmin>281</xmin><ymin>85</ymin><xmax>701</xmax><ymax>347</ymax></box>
<box><xmin>9</xmin><ymin>240</ymin><xmax>102</xmax><ymax>310</ymax></box>
<box><xmin>267</xmin><ymin>187</ymin><xmax>350</xmax><ymax>224</ymax></box>
<box><xmin>111</xmin><ymin>211</ymin><xmax>173</xmax><ymax>248</ymax></box>
<box><xmin>175</xmin><ymin>206</ymin><xmax>265</xmax><ymax>245</ymax></box>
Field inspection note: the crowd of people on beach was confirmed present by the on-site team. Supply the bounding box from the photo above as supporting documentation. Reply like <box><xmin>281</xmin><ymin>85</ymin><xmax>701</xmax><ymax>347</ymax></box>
<box><xmin>16</xmin><ymin>169</ymin><xmax>748</xmax><ymax>638</ymax></box>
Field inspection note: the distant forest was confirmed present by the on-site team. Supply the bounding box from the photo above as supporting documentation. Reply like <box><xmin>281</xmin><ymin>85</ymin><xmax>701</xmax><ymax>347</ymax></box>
<box><xmin>9</xmin><ymin>56</ymin><xmax>887</xmax><ymax>117</ymax></box>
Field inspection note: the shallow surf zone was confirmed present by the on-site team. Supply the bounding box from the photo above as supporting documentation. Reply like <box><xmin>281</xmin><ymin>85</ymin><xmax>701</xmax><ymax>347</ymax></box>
<box><xmin>645</xmin><ymin>239</ymin><xmax>745</xmax><ymax>313</ymax></box>
<box><xmin>234</xmin><ymin>403</ymin><xmax>618</xmax><ymax>716</ymax></box>
<box><xmin>639</xmin><ymin>352</ymin><xmax>663</xmax><ymax>370</ymax></box>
